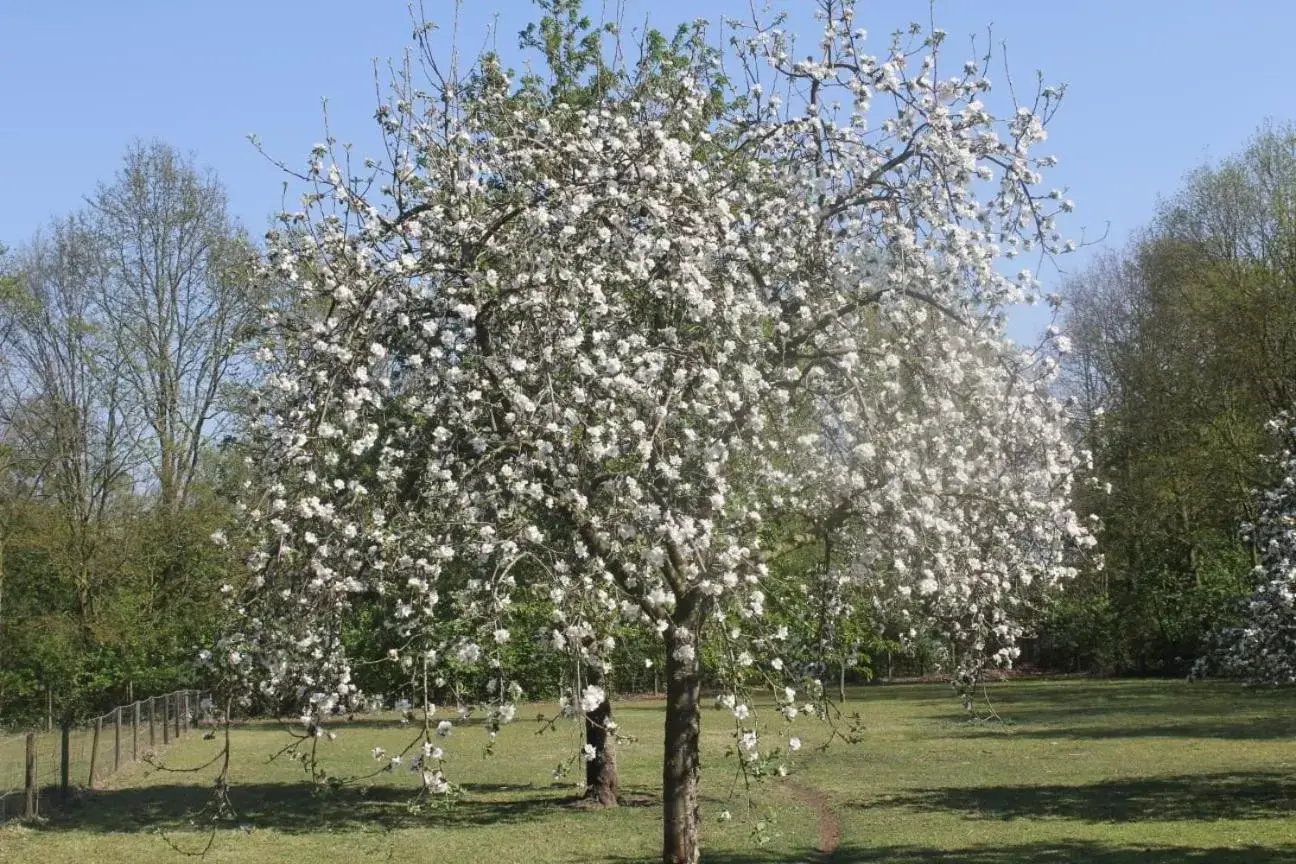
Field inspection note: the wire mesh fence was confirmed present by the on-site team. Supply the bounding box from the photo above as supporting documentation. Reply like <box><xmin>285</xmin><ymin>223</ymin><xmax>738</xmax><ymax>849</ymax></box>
<box><xmin>0</xmin><ymin>688</ymin><xmax>212</xmax><ymax>823</ymax></box>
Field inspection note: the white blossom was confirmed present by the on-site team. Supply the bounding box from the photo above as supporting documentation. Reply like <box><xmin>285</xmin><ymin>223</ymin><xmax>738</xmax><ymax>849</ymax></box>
<box><xmin>580</xmin><ymin>685</ymin><xmax>606</xmax><ymax>713</ymax></box>
<box><xmin>1197</xmin><ymin>416</ymin><xmax>1296</xmax><ymax>684</ymax></box>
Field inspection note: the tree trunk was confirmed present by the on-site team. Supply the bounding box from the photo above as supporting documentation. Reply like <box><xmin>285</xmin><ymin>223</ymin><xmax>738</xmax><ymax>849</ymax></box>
<box><xmin>662</xmin><ymin>628</ymin><xmax>702</xmax><ymax>864</ymax></box>
<box><xmin>0</xmin><ymin>534</ymin><xmax>5</xmax><ymax>649</ymax></box>
<box><xmin>583</xmin><ymin>664</ymin><xmax>619</xmax><ymax>807</ymax></box>
<box><xmin>838</xmin><ymin>658</ymin><xmax>847</xmax><ymax>703</ymax></box>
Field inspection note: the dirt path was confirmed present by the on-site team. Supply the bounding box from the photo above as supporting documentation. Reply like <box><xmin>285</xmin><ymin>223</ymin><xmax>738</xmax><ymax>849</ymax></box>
<box><xmin>791</xmin><ymin>782</ymin><xmax>840</xmax><ymax>859</ymax></box>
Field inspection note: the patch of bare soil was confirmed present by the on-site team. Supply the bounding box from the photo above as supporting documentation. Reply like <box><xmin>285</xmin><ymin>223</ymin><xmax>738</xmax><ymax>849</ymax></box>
<box><xmin>791</xmin><ymin>782</ymin><xmax>840</xmax><ymax>858</ymax></box>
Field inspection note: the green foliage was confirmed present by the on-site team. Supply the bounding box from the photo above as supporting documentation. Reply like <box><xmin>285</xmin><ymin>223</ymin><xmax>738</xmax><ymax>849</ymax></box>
<box><xmin>0</xmin><ymin>484</ymin><xmax>234</xmax><ymax>726</ymax></box>
<box><xmin>1036</xmin><ymin>591</ymin><xmax>1122</xmax><ymax>673</ymax></box>
<box><xmin>516</xmin><ymin>0</ymin><xmax>617</xmax><ymax>104</ymax></box>
<box><xmin>1059</xmin><ymin>123</ymin><xmax>1296</xmax><ymax>674</ymax></box>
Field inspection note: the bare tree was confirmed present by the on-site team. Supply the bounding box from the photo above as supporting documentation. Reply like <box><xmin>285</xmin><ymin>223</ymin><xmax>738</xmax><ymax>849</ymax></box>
<box><xmin>0</xmin><ymin>220</ymin><xmax>143</xmax><ymax>623</ymax></box>
<box><xmin>0</xmin><ymin>245</ymin><xmax>15</xmax><ymax>645</ymax></box>
<box><xmin>89</xmin><ymin>141</ymin><xmax>260</xmax><ymax>515</ymax></box>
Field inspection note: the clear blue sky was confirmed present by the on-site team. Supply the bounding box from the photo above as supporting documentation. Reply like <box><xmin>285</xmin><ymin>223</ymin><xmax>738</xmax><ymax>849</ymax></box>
<box><xmin>2</xmin><ymin>1</ymin><xmax>1292</xmax><ymax>342</ymax></box>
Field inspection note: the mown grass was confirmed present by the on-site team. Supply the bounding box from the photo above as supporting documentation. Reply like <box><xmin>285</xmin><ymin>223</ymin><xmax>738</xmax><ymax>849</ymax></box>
<box><xmin>1</xmin><ymin>679</ymin><xmax>1293</xmax><ymax>862</ymax></box>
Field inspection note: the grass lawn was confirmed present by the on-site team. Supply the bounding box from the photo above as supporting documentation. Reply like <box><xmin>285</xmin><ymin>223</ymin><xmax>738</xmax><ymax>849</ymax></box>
<box><xmin>1</xmin><ymin>679</ymin><xmax>1293</xmax><ymax>862</ymax></box>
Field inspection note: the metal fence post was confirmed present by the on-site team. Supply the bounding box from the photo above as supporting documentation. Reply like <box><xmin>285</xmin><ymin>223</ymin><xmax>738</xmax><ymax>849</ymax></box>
<box><xmin>149</xmin><ymin>696</ymin><xmax>157</xmax><ymax>747</ymax></box>
<box><xmin>172</xmin><ymin>692</ymin><xmax>180</xmax><ymax>739</ymax></box>
<box><xmin>162</xmin><ymin>695</ymin><xmax>171</xmax><ymax>745</ymax></box>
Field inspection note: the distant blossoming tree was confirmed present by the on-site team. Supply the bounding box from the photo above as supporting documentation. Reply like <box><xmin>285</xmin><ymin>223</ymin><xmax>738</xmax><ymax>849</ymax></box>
<box><xmin>1196</xmin><ymin>416</ymin><xmax>1296</xmax><ymax>685</ymax></box>
<box><xmin>212</xmin><ymin>2</ymin><xmax>1091</xmax><ymax>860</ymax></box>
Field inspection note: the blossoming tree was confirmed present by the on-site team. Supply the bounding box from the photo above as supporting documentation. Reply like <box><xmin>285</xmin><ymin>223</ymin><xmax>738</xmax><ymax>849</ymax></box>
<box><xmin>216</xmin><ymin>2</ymin><xmax>1091</xmax><ymax>860</ymax></box>
<box><xmin>1197</xmin><ymin>416</ymin><xmax>1296</xmax><ymax>685</ymax></box>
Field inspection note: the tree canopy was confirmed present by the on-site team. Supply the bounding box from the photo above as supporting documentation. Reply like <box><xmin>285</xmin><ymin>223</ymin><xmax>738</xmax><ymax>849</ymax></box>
<box><xmin>211</xmin><ymin>3</ymin><xmax>1091</xmax><ymax>860</ymax></box>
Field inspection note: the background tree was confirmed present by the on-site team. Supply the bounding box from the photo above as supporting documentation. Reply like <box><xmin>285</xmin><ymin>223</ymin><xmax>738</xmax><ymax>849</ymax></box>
<box><xmin>0</xmin><ymin>219</ymin><xmax>139</xmax><ymax>636</ymax></box>
<box><xmin>0</xmin><ymin>146</ymin><xmax>255</xmax><ymax>723</ymax></box>
<box><xmin>1053</xmin><ymin>123</ymin><xmax>1296</xmax><ymax>675</ymax></box>
<box><xmin>90</xmin><ymin>141</ymin><xmax>261</xmax><ymax>517</ymax></box>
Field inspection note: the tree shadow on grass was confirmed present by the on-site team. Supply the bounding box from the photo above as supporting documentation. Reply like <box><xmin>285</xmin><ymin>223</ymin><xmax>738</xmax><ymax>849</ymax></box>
<box><xmin>990</xmin><ymin>718</ymin><xmax>1296</xmax><ymax>740</ymax></box>
<box><xmin>235</xmin><ymin>713</ymin><xmax>527</xmax><ymax>732</ymax></box>
<box><xmin>868</xmin><ymin>771</ymin><xmax>1296</xmax><ymax>823</ymax></box>
<box><xmin>930</xmin><ymin>683</ymin><xmax>1296</xmax><ymax>740</ymax></box>
<box><xmin>33</xmin><ymin>781</ymin><xmax>580</xmax><ymax>835</ymax></box>
<box><xmin>576</xmin><ymin>841</ymin><xmax>1296</xmax><ymax>864</ymax></box>
<box><xmin>815</xmin><ymin>842</ymin><xmax>1296</xmax><ymax>864</ymax></box>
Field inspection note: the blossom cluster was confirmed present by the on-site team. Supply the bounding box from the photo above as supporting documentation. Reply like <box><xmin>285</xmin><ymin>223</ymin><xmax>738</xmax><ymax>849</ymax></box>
<box><xmin>1196</xmin><ymin>416</ymin><xmax>1296</xmax><ymax>684</ymax></box>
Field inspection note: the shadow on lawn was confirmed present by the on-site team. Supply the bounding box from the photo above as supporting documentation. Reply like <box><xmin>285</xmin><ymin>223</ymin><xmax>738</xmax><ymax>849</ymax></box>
<box><xmin>813</xmin><ymin>842</ymin><xmax>1296</xmax><ymax>864</ymax></box>
<box><xmin>33</xmin><ymin>780</ymin><xmax>614</xmax><ymax>835</ymax></box>
<box><xmin>576</xmin><ymin>842</ymin><xmax>1296</xmax><ymax>864</ymax></box>
<box><xmin>991</xmin><ymin>718</ymin><xmax>1296</xmax><ymax>740</ymax></box>
<box><xmin>869</xmin><ymin>770</ymin><xmax>1296</xmax><ymax>823</ymax></box>
<box><xmin>931</xmin><ymin>682</ymin><xmax>1296</xmax><ymax>740</ymax></box>
<box><xmin>243</xmin><ymin>714</ymin><xmax>524</xmax><ymax>732</ymax></box>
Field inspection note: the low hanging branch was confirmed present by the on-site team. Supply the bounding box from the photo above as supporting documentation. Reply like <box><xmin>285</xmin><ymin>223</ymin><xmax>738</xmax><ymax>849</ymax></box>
<box><xmin>151</xmin><ymin>697</ymin><xmax>236</xmax><ymax>860</ymax></box>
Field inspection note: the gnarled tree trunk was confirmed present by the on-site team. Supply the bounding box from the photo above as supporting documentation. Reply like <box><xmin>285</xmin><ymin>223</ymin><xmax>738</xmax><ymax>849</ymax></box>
<box><xmin>583</xmin><ymin>664</ymin><xmax>619</xmax><ymax>806</ymax></box>
<box><xmin>662</xmin><ymin>625</ymin><xmax>702</xmax><ymax>864</ymax></box>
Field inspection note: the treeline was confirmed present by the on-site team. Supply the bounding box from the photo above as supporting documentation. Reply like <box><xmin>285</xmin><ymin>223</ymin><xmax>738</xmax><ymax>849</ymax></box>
<box><xmin>0</xmin><ymin>142</ymin><xmax>257</xmax><ymax>726</ymax></box>
<box><xmin>1037</xmin><ymin>123</ymin><xmax>1296</xmax><ymax>674</ymax></box>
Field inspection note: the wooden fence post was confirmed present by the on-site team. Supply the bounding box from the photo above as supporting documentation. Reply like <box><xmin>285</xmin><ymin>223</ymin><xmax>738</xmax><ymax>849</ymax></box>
<box><xmin>113</xmin><ymin>706</ymin><xmax>122</xmax><ymax>771</ymax></box>
<box><xmin>132</xmin><ymin>701</ymin><xmax>139</xmax><ymax>761</ymax></box>
<box><xmin>115</xmin><ymin>706</ymin><xmax>123</xmax><ymax>770</ymax></box>
<box><xmin>172</xmin><ymin>693</ymin><xmax>180</xmax><ymax>739</ymax></box>
<box><xmin>181</xmin><ymin>691</ymin><xmax>189</xmax><ymax>736</ymax></box>
<box><xmin>88</xmin><ymin>717</ymin><xmax>101</xmax><ymax>788</ymax></box>
<box><xmin>60</xmin><ymin>721</ymin><xmax>70</xmax><ymax>800</ymax></box>
<box><xmin>162</xmin><ymin>695</ymin><xmax>170</xmax><ymax>745</ymax></box>
<box><xmin>23</xmin><ymin>732</ymin><xmax>37</xmax><ymax>819</ymax></box>
<box><xmin>149</xmin><ymin>696</ymin><xmax>156</xmax><ymax>747</ymax></box>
